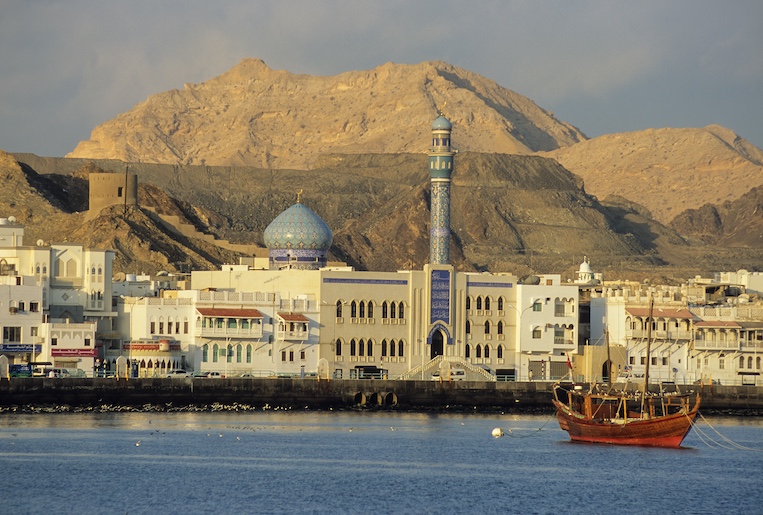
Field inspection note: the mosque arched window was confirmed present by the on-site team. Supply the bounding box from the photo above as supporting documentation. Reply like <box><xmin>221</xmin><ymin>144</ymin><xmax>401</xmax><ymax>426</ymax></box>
<box><xmin>350</xmin><ymin>339</ymin><xmax>357</xmax><ymax>356</ymax></box>
<box><xmin>476</xmin><ymin>344</ymin><xmax>482</xmax><ymax>358</ymax></box>
<box><xmin>367</xmin><ymin>340</ymin><xmax>373</xmax><ymax>357</ymax></box>
<box><xmin>390</xmin><ymin>302</ymin><xmax>397</xmax><ymax>319</ymax></box>
<box><xmin>484</xmin><ymin>345</ymin><xmax>490</xmax><ymax>359</ymax></box>
<box><xmin>202</xmin><ymin>344</ymin><xmax>209</xmax><ymax>363</ymax></box>
<box><xmin>350</xmin><ymin>301</ymin><xmax>357</xmax><ymax>318</ymax></box>
<box><xmin>465</xmin><ymin>320</ymin><xmax>471</xmax><ymax>334</ymax></box>
<box><xmin>246</xmin><ymin>344</ymin><xmax>252</xmax><ymax>363</ymax></box>
<box><xmin>359</xmin><ymin>339</ymin><xmax>365</xmax><ymax>357</ymax></box>
<box><xmin>484</xmin><ymin>321</ymin><xmax>490</xmax><ymax>334</ymax></box>
<box><xmin>497</xmin><ymin>321</ymin><xmax>504</xmax><ymax>335</ymax></box>
<box><xmin>335</xmin><ymin>338</ymin><xmax>343</xmax><ymax>357</ymax></box>
<box><xmin>389</xmin><ymin>340</ymin><xmax>396</xmax><ymax>357</ymax></box>
<box><xmin>466</xmin><ymin>296</ymin><xmax>471</xmax><ymax>310</ymax></box>
<box><xmin>485</xmin><ymin>297</ymin><xmax>491</xmax><ymax>311</ymax></box>
<box><xmin>381</xmin><ymin>339</ymin><xmax>387</xmax><ymax>357</ymax></box>
<box><xmin>359</xmin><ymin>301</ymin><xmax>365</xmax><ymax>318</ymax></box>
<box><xmin>382</xmin><ymin>302</ymin><xmax>388</xmax><ymax>319</ymax></box>
<box><xmin>497</xmin><ymin>345</ymin><xmax>503</xmax><ymax>359</ymax></box>
<box><xmin>368</xmin><ymin>301</ymin><xmax>374</xmax><ymax>318</ymax></box>
<box><xmin>398</xmin><ymin>340</ymin><xmax>404</xmax><ymax>357</ymax></box>
<box><xmin>336</xmin><ymin>300</ymin><xmax>343</xmax><ymax>318</ymax></box>
<box><xmin>497</xmin><ymin>297</ymin><xmax>504</xmax><ymax>311</ymax></box>
<box><xmin>476</xmin><ymin>297</ymin><xmax>482</xmax><ymax>310</ymax></box>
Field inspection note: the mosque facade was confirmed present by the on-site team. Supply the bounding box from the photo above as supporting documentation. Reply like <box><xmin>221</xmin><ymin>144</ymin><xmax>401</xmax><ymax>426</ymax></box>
<box><xmin>186</xmin><ymin>116</ymin><xmax>579</xmax><ymax>380</ymax></box>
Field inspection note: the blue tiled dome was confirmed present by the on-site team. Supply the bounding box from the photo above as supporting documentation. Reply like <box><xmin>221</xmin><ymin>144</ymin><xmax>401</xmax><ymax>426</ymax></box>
<box><xmin>432</xmin><ymin>115</ymin><xmax>452</xmax><ymax>130</ymax></box>
<box><xmin>263</xmin><ymin>203</ymin><xmax>332</xmax><ymax>250</ymax></box>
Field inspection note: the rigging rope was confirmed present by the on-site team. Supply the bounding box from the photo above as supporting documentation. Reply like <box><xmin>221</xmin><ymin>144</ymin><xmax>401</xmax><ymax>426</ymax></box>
<box><xmin>688</xmin><ymin>412</ymin><xmax>763</xmax><ymax>452</ymax></box>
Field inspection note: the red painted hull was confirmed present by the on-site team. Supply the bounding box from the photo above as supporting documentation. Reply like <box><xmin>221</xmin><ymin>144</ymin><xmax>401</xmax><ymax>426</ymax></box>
<box><xmin>553</xmin><ymin>391</ymin><xmax>700</xmax><ymax>448</ymax></box>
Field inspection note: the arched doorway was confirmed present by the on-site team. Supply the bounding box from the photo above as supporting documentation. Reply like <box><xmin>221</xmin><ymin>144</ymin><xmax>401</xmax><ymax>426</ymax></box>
<box><xmin>430</xmin><ymin>330</ymin><xmax>444</xmax><ymax>359</ymax></box>
<box><xmin>602</xmin><ymin>360</ymin><xmax>613</xmax><ymax>383</ymax></box>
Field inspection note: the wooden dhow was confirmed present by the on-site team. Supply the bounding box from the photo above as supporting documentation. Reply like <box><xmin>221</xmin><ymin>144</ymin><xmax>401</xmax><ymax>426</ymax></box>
<box><xmin>552</xmin><ymin>298</ymin><xmax>700</xmax><ymax>447</ymax></box>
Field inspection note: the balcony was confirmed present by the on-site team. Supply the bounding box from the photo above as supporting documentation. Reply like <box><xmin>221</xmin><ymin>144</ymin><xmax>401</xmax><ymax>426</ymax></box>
<box><xmin>278</xmin><ymin>330</ymin><xmax>308</xmax><ymax>342</ymax></box>
<box><xmin>693</xmin><ymin>339</ymin><xmax>739</xmax><ymax>350</ymax></box>
<box><xmin>198</xmin><ymin>326</ymin><xmax>263</xmax><ymax>339</ymax></box>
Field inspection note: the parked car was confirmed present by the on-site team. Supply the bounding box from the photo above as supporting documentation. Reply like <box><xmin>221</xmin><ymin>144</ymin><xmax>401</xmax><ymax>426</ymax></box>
<box><xmin>207</xmin><ymin>371</ymin><xmax>223</xmax><ymax>378</ymax></box>
<box><xmin>165</xmin><ymin>370</ymin><xmax>191</xmax><ymax>378</ymax></box>
<box><xmin>431</xmin><ymin>368</ymin><xmax>466</xmax><ymax>381</ymax></box>
<box><xmin>192</xmin><ymin>371</ymin><xmax>210</xmax><ymax>378</ymax></box>
<box><xmin>34</xmin><ymin>367</ymin><xmax>70</xmax><ymax>378</ymax></box>
<box><xmin>9</xmin><ymin>364</ymin><xmax>33</xmax><ymax>377</ymax></box>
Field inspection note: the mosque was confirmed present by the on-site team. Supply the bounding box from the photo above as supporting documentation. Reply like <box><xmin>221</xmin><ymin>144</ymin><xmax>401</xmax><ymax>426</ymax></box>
<box><xmin>186</xmin><ymin>115</ymin><xmax>579</xmax><ymax>381</ymax></box>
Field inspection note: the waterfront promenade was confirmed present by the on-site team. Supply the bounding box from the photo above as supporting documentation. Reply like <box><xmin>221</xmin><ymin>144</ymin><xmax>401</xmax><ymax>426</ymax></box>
<box><xmin>1</xmin><ymin>378</ymin><xmax>761</xmax><ymax>411</ymax></box>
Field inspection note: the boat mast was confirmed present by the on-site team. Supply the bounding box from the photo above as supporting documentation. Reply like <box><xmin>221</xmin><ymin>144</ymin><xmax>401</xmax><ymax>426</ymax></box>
<box><xmin>605</xmin><ymin>326</ymin><xmax>612</xmax><ymax>385</ymax></box>
<box><xmin>640</xmin><ymin>297</ymin><xmax>654</xmax><ymax>416</ymax></box>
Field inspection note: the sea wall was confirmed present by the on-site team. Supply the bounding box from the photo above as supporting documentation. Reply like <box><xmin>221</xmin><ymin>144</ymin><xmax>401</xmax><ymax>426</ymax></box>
<box><xmin>1</xmin><ymin>379</ymin><xmax>761</xmax><ymax>411</ymax></box>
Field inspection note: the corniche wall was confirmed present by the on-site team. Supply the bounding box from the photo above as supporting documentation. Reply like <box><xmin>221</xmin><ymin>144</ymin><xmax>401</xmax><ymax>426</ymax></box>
<box><xmin>1</xmin><ymin>379</ymin><xmax>761</xmax><ymax>411</ymax></box>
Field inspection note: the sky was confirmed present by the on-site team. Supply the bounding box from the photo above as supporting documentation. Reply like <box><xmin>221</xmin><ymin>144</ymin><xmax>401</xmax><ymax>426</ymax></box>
<box><xmin>1</xmin><ymin>0</ymin><xmax>761</xmax><ymax>157</ymax></box>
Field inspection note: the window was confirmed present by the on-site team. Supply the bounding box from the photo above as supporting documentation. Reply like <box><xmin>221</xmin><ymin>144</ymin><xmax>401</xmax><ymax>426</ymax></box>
<box><xmin>390</xmin><ymin>340</ymin><xmax>396</xmax><ymax>357</ymax></box>
<box><xmin>532</xmin><ymin>327</ymin><xmax>541</xmax><ymax>339</ymax></box>
<box><xmin>476</xmin><ymin>344</ymin><xmax>482</xmax><ymax>358</ymax></box>
<box><xmin>228</xmin><ymin>318</ymin><xmax>237</xmax><ymax>329</ymax></box>
<box><xmin>359</xmin><ymin>339</ymin><xmax>365</xmax><ymax>357</ymax></box>
<box><xmin>651</xmin><ymin>357</ymin><xmax>658</xmax><ymax>366</ymax></box>
<box><xmin>476</xmin><ymin>296</ymin><xmax>482</xmax><ymax>310</ymax></box>
<box><xmin>4</xmin><ymin>327</ymin><xmax>21</xmax><ymax>342</ymax></box>
<box><xmin>335</xmin><ymin>339</ymin><xmax>342</xmax><ymax>356</ymax></box>
<box><xmin>465</xmin><ymin>320</ymin><xmax>471</xmax><ymax>334</ymax></box>
<box><xmin>351</xmin><ymin>301</ymin><xmax>357</xmax><ymax>318</ymax></box>
<box><xmin>336</xmin><ymin>300</ymin><xmax>343</xmax><ymax>318</ymax></box>
<box><xmin>497</xmin><ymin>345</ymin><xmax>503</xmax><ymax>359</ymax></box>
<box><xmin>367</xmin><ymin>340</ymin><xmax>373</xmax><ymax>357</ymax></box>
<box><xmin>484</xmin><ymin>321</ymin><xmax>490</xmax><ymax>334</ymax></box>
<box><xmin>390</xmin><ymin>302</ymin><xmax>397</xmax><ymax>319</ymax></box>
<box><xmin>497</xmin><ymin>297</ymin><xmax>504</xmax><ymax>311</ymax></box>
<box><xmin>184</xmin><ymin>319</ymin><xmax>189</xmax><ymax>334</ymax></box>
<box><xmin>719</xmin><ymin>359</ymin><xmax>725</xmax><ymax>370</ymax></box>
<box><xmin>289</xmin><ymin>351</ymin><xmax>294</xmax><ymax>362</ymax></box>
<box><xmin>84</xmin><ymin>338</ymin><xmax>91</xmax><ymax>347</ymax></box>
<box><xmin>282</xmin><ymin>351</ymin><xmax>287</xmax><ymax>362</ymax></box>
<box><xmin>485</xmin><ymin>297</ymin><xmax>491</xmax><ymax>310</ymax></box>
<box><xmin>641</xmin><ymin>357</ymin><xmax>646</xmax><ymax>365</ymax></box>
<box><xmin>359</xmin><ymin>301</ymin><xmax>365</xmax><ymax>318</ymax></box>
<box><xmin>398</xmin><ymin>341</ymin><xmax>404</xmax><ymax>357</ymax></box>
<box><xmin>202</xmin><ymin>344</ymin><xmax>209</xmax><ymax>362</ymax></box>
<box><xmin>150</xmin><ymin>321</ymin><xmax>156</xmax><ymax>334</ymax></box>
<box><xmin>399</xmin><ymin>303</ymin><xmax>404</xmax><ymax>319</ymax></box>
<box><xmin>246</xmin><ymin>345</ymin><xmax>252</xmax><ymax>363</ymax></box>
<box><xmin>497</xmin><ymin>321</ymin><xmax>504</xmax><ymax>335</ymax></box>
<box><xmin>350</xmin><ymin>339</ymin><xmax>357</xmax><ymax>356</ymax></box>
<box><xmin>117</xmin><ymin>187</ymin><xmax>123</xmax><ymax>197</ymax></box>
<box><xmin>227</xmin><ymin>345</ymin><xmax>233</xmax><ymax>363</ymax></box>
<box><xmin>466</xmin><ymin>297</ymin><xmax>471</xmax><ymax>310</ymax></box>
<box><xmin>662</xmin><ymin>357</ymin><xmax>668</xmax><ymax>366</ymax></box>
<box><xmin>465</xmin><ymin>344</ymin><xmax>470</xmax><ymax>358</ymax></box>
<box><xmin>381</xmin><ymin>340</ymin><xmax>387</xmax><ymax>357</ymax></box>
<box><xmin>382</xmin><ymin>302</ymin><xmax>388</xmax><ymax>319</ymax></box>
<box><xmin>18</xmin><ymin>301</ymin><xmax>25</xmax><ymax>311</ymax></box>
<box><xmin>300</xmin><ymin>350</ymin><xmax>306</xmax><ymax>360</ymax></box>
<box><xmin>51</xmin><ymin>337</ymin><xmax>57</xmax><ymax>346</ymax></box>
<box><xmin>484</xmin><ymin>345</ymin><xmax>490</xmax><ymax>359</ymax></box>
<box><xmin>236</xmin><ymin>344</ymin><xmax>242</xmax><ymax>363</ymax></box>
<box><xmin>533</xmin><ymin>301</ymin><xmax>542</xmax><ymax>312</ymax></box>
<box><xmin>31</xmin><ymin>327</ymin><xmax>38</xmax><ymax>337</ymax></box>
<box><xmin>368</xmin><ymin>301</ymin><xmax>374</xmax><ymax>318</ymax></box>
<box><xmin>630</xmin><ymin>356</ymin><xmax>636</xmax><ymax>365</ymax></box>
<box><xmin>213</xmin><ymin>344</ymin><xmax>219</xmax><ymax>363</ymax></box>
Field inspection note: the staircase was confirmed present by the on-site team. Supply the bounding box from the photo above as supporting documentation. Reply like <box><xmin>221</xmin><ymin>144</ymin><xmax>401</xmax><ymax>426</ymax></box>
<box><xmin>399</xmin><ymin>355</ymin><xmax>495</xmax><ymax>381</ymax></box>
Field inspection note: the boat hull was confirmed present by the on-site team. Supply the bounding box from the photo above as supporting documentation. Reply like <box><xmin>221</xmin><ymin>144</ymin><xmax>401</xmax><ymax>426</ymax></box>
<box><xmin>552</xmin><ymin>394</ymin><xmax>700</xmax><ymax>448</ymax></box>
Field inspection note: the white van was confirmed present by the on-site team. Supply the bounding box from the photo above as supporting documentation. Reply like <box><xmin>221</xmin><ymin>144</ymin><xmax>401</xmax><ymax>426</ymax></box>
<box><xmin>431</xmin><ymin>368</ymin><xmax>466</xmax><ymax>381</ymax></box>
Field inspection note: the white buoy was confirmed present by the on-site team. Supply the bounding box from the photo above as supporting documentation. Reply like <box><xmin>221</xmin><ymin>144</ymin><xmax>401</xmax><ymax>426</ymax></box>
<box><xmin>492</xmin><ymin>428</ymin><xmax>504</xmax><ymax>438</ymax></box>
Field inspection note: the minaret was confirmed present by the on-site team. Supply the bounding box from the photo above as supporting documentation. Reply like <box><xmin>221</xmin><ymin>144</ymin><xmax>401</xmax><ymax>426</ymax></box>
<box><xmin>429</xmin><ymin>114</ymin><xmax>455</xmax><ymax>265</ymax></box>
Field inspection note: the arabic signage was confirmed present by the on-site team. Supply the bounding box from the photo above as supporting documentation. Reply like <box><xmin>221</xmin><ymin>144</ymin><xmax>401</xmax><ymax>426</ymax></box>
<box><xmin>430</xmin><ymin>269</ymin><xmax>451</xmax><ymax>325</ymax></box>
<box><xmin>0</xmin><ymin>344</ymin><xmax>42</xmax><ymax>353</ymax></box>
<box><xmin>51</xmin><ymin>348</ymin><xmax>98</xmax><ymax>357</ymax></box>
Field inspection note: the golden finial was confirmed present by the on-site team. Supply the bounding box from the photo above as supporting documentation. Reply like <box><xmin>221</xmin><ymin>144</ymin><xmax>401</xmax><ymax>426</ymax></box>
<box><xmin>438</xmin><ymin>101</ymin><xmax>447</xmax><ymax>117</ymax></box>
<box><xmin>296</xmin><ymin>189</ymin><xmax>303</xmax><ymax>203</ymax></box>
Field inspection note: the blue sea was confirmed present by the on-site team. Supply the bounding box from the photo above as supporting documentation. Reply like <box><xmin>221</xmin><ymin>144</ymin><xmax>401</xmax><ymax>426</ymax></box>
<box><xmin>1</xmin><ymin>410</ymin><xmax>761</xmax><ymax>514</ymax></box>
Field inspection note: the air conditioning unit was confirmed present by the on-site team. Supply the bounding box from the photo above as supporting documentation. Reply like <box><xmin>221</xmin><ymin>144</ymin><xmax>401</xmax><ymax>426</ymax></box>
<box><xmin>9</xmin><ymin>307</ymin><xmax>18</xmax><ymax>314</ymax></box>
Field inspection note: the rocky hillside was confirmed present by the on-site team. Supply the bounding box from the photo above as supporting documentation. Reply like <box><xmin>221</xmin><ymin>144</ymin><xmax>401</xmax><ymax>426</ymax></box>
<box><xmin>10</xmin><ymin>151</ymin><xmax>763</xmax><ymax>281</ymax></box>
<box><xmin>670</xmin><ymin>186</ymin><xmax>763</xmax><ymax>248</ymax></box>
<box><xmin>0</xmin><ymin>150</ymin><xmax>239</xmax><ymax>275</ymax></box>
<box><xmin>541</xmin><ymin>125</ymin><xmax>763</xmax><ymax>225</ymax></box>
<box><xmin>67</xmin><ymin>59</ymin><xmax>585</xmax><ymax>169</ymax></box>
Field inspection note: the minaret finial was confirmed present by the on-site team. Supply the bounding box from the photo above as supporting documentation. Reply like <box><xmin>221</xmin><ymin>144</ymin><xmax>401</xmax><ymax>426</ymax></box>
<box><xmin>438</xmin><ymin>101</ymin><xmax>447</xmax><ymax>117</ymax></box>
<box><xmin>297</xmin><ymin>189</ymin><xmax>303</xmax><ymax>203</ymax></box>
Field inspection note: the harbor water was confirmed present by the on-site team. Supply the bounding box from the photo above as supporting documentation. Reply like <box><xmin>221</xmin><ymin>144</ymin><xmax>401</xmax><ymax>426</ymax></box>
<box><xmin>1</xmin><ymin>410</ymin><xmax>761</xmax><ymax>514</ymax></box>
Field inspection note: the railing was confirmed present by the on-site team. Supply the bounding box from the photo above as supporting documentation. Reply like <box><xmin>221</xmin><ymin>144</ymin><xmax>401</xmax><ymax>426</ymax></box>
<box><xmin>198</xmin><ymin>327</ymin><xmax>263</xmax><ymax>338</ymax></box>
<box><xmin>693</xmin><ymin>340</ymin><xmax>739</xmax><ymax>350</ymax></box>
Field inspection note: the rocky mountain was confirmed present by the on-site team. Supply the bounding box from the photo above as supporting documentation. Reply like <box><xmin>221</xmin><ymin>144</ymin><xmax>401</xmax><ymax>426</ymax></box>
<box><xmin>0</xmin><ymin>150</ymin><xmax>240</xmax><ymax>275</ymax></box>
<box><xmin>541</xmin><ymin>125</ymin><xmax>763</xmax><ymax>225</ymax></box>
<box><xmin>67</xmin><ymin>59</ymin><xmax>585</xmax><ymax>169</ymax></box>
<box><xmin>9</xmin><ymin>150</ymin><xmax>763</xmax><ymax>282</ymax></box>
<box><xmin>670</xmin><ymin>186</ymin><xmax>763</xmax><ymax>248</ymax></box>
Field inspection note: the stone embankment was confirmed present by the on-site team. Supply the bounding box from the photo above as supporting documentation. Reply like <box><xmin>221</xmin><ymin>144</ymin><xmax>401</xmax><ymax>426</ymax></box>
<box><xmin>1</xmin><ymin>378</ymin><xmax>761</xmax><ymax>413</ymax></box>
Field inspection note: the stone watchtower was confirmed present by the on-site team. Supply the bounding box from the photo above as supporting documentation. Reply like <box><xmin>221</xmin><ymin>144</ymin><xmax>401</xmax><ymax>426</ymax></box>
<box><xmin>88</xmin><ymin>172</ymin><xmax>138</xmax><ymax>218</ymax></box>
<box><xmin>428</xmin><ymin>115</ymin><xmax>456</xmax><ymax>265</ymax></box>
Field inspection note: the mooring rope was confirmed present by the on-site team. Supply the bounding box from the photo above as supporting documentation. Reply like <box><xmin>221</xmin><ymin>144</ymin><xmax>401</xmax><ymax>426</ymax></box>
<box><xmin>503</xmin><ymin>412</ymin><xmax>557</xmax><ymax>438</ymax></box>
<box><xmin>689</xmin><ymin>412</ymin><xmax>763</xmax><ymax>452</ymax></box>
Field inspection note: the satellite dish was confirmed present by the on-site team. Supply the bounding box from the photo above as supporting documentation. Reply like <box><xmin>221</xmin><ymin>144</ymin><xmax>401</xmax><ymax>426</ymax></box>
<box><xmin>36</xmin><ymin>239</ymin><xmax>44</xmax><ymax>247</ymax></box>
<box><xmin>8</xmin><ymin>216</ymin><xmax>16</xmax><ymax>223</ymax></box>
